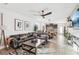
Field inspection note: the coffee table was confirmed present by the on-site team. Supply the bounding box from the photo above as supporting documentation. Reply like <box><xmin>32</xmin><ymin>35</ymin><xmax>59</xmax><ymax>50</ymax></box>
<box><xmin>22</xmin><ymin>38</ymin><xmax>45</xmax><ymax>55</ymax></box>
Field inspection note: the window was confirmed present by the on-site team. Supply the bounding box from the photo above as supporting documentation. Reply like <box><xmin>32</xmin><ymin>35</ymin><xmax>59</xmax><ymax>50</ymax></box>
<box><xmin>71</xmin><ymin>8</ymin><xmax>79</xmax><ymax>28</ymax></box>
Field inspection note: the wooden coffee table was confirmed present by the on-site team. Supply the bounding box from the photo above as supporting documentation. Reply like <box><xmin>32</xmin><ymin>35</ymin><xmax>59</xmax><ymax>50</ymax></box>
<box><xmin>22</xmin><ymin>38</ymin><xmax>45</xmax><ymax>55</ymax></box>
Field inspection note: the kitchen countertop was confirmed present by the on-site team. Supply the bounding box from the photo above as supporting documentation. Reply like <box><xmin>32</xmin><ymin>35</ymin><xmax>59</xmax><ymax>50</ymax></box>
<box><xmin>67</xmin><ymin>27</ymin><xmax>79</xmax><ymax>46</ymax></box>
<box><xmin>68</xmin><ymin>28</ymin><xmax>79</xmax><ymax>38</ymax></box>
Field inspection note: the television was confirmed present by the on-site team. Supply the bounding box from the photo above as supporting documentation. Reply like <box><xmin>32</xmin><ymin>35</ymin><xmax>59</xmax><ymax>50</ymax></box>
<box><xmin>71</xmin><ymin>8</ymin><xmax>79</xmax><ymax>29</ymax></box>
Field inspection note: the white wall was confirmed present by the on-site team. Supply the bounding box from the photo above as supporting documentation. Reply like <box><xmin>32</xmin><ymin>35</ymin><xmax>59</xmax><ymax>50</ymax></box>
<box><xmin>33</xmin><ymin>17</ymin><xmax>67</xmax><ymax>31</ymax></box>
<box><xmin>0</xmin><ymin>3</ymin><xmax>76</xmax><ymax>33</ymax></box>
<box><xmin>0</xmin><ymin>8</ymin><xmax>34</xmax><ymax>37</ymax></box>
<box><xmin>0</xmin><ymin>14</ymin><xmax>1</xmax><ymax>36</ymax></box>
<box><xmin>0</xmin><ymin>3</ymin><xmax>71</xmax><ymax>37</ymax></box>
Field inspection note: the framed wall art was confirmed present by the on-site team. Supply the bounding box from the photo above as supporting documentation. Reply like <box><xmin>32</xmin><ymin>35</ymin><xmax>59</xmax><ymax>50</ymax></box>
<box><xmin>24</xmin><ymin>21</ymin><xmax>29</xmax><ymax>30</ymax></box>
<box><xmin>14</xmin><ymin>19</ymin><xmax>23</xmax><ymax>31</ymax></box>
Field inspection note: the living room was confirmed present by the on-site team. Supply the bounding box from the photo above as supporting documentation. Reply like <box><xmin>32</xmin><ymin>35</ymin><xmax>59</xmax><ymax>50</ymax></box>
<box><xmin>0</xmin><ymin>3</ymin><xmax>79</xmax><ymax>55</ymax></box>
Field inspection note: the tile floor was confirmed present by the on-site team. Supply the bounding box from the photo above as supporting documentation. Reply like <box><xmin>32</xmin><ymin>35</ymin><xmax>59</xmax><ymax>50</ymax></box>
<box><xmin>37</xmin><ymin>34</ymin><xmax>78</xmax><ymax>55</ymax></box>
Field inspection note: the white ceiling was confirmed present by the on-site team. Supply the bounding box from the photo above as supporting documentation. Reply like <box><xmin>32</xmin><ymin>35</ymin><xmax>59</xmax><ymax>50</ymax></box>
<box><xmin>0</xmin><ymin>3</ymin><xmax>78</xmax><ymax>20</ymax></box>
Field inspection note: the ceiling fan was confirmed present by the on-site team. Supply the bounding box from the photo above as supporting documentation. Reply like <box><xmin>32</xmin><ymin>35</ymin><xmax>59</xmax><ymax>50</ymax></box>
<box><xmin>29</xmin><ymin>8</ymin><xmax>52</xmax><ymax>18</ymax></box>
<box><xmin>40</xmin><ymin>10</ymin><xmax>52</xmax><ymax>18</ymax></box>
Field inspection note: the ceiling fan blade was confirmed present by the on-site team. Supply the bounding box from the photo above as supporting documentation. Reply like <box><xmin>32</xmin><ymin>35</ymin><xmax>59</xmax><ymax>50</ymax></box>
<box><xmin>41</xmin><ymin>12</ymin><xmax>52</xmax><ymax>16</ymax></box>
